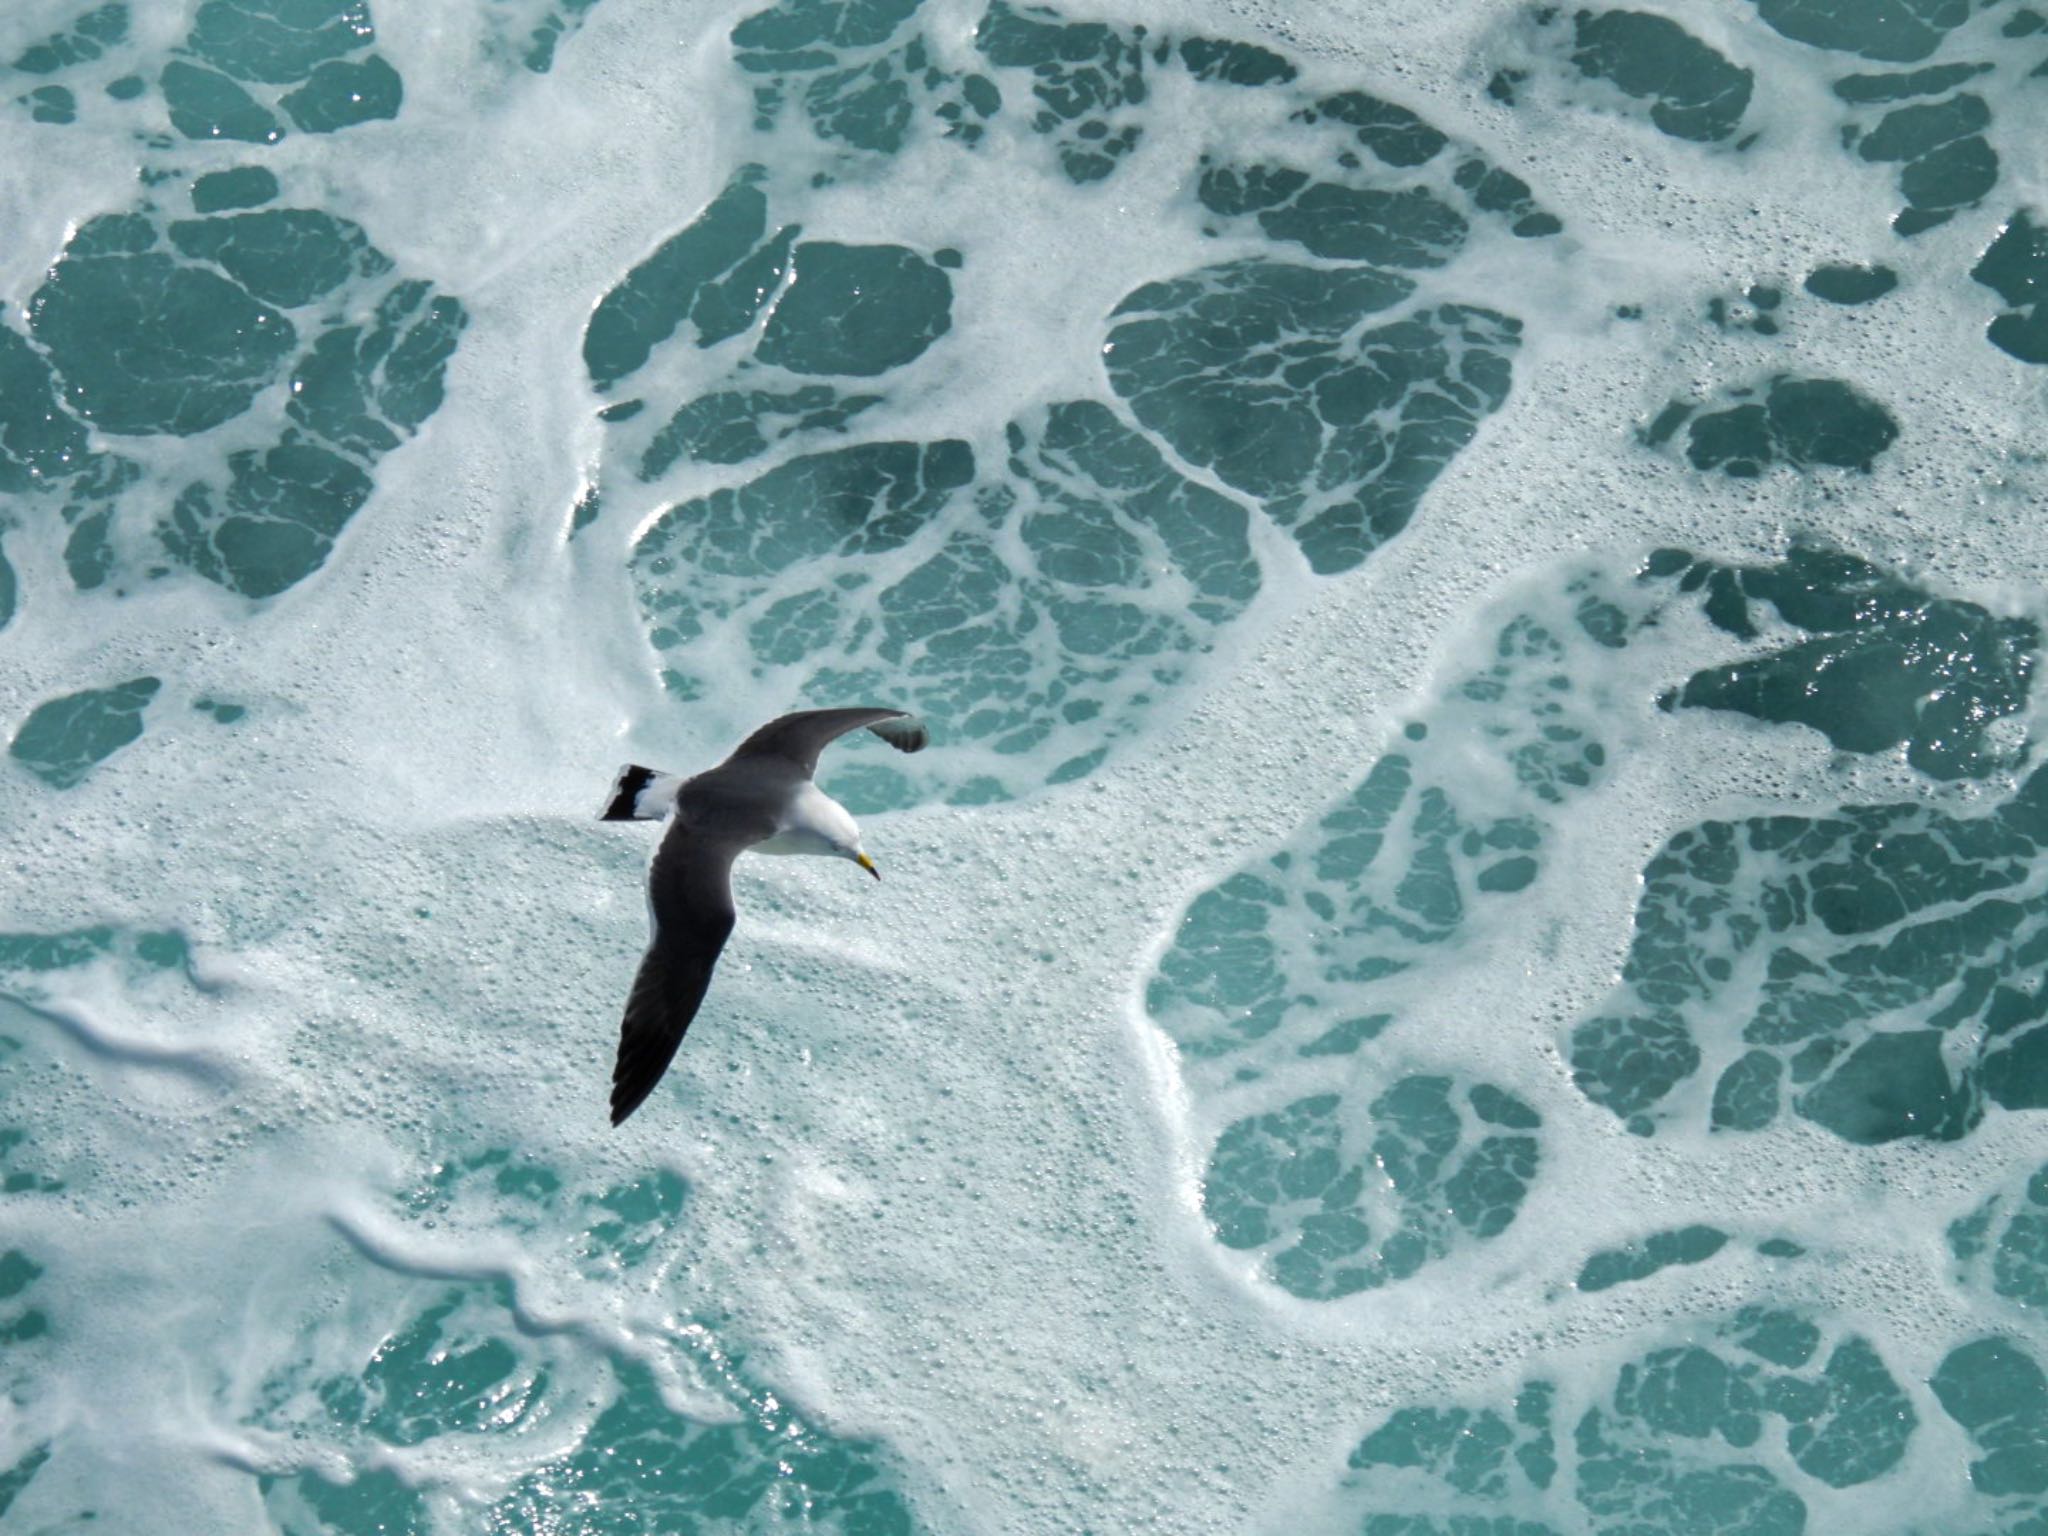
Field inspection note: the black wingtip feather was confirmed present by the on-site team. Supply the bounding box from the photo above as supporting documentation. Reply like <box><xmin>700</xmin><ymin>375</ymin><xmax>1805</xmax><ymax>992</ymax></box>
<box><xmin>608</xmin><ymin>943</ymin><xmax>679</xmax><ymax>1126</ymax></box>
<box><xmin>610</xmin><ymin>954</ymin><xmax>685</xmax><ymax>1125</ymax></box>
<box><xmin>868</xmin><ymin>715</ymin><xmax>930</xmax><ymax>754</ymax></box>
<box><xmin>609</xmin><ymin>1053</ymin><xmax>660</xmax><ymax>1127</ymax></box>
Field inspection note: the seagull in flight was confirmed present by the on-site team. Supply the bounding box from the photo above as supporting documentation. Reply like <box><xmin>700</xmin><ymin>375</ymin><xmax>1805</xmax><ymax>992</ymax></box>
<box><xmin>598</xmin><ymin>708</ymin><xmax>928</xmax><ymax>1125</ymax></box>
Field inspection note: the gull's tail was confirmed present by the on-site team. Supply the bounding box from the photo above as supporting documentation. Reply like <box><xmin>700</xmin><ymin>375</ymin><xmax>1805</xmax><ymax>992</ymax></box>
<box><xmin>599</xmin><ymin>764</ymin><xmax>684</xmax><ymax>821</ymax></box>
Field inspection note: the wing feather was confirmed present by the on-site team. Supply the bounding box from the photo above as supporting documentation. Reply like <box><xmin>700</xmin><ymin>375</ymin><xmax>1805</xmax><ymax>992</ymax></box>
<box><xmin>727</xmin><ymin>708</ymin><xmax>928</xmax><ymax>776</ymax></box>
<box><xmin>610</xmin><ymin>828</ymin><xmax>739</xmax><ymax>1126</ymax></box>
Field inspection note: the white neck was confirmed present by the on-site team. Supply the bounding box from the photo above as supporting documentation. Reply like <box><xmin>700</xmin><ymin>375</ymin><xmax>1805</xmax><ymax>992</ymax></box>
<box><xmin>753</xmin><ymin>781</ymin><xmax>860</xmax><ymax>858</ymax></box>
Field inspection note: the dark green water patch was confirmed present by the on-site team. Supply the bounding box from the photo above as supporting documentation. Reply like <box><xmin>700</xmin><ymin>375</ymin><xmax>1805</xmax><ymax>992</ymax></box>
<box><xmin>1950</xmin><ymin>1159</ymin><xmax>2048</xmax><ymax>1312</ymax></box>
<box><xmin>514</xmin><ymin>0</ymin><xmax>606</xmax><ymax>72</ymax></box>
<box><xmin>186</xmin><ymin>0</ymin><xmax>375</xmax><ymax>85</ymax></box>
<box><xmin>264</xmin><ymin>1277</ymin><xmax>549</xmax><ymax>1451</ymax></box>
<box><xmin>0</xmin><ymin>923</ymin><xmax>187</xmax><ymax>982</ymax></box>
<box><xmin>731</xmin><ymin>0</ymin><xmax>1297</xmax><ymax>171</ymax></box>
<box><xmin>260</xmin><ymin>1465</ymin><xmax>427</xmax><ymax>1536</ymax></box>
<box><xmin>159</xmin><ymin>60</ymin><xmax>285</xmax><ymax>142</ymax></box>
<box><xmin>163</xmin><ymin>443</ymin><xmax>373</xmax><ymax>598</ymax></box>
<box><xmin>734</xmin><ymin>0</ymin><xmax>988</xmax><ymax>153</ymax></box>
<box><xmin>1196</xmin><ymin>88</ymin><xmax>1561</xmax><ymax>261</ymax></box>
<box><xmin>1571</xmin><ymin>755</ymin><xmax>2048</xmax><ymax>1142</ymax></box>
<box><xmin>22</xmin><ymin>85</ymin><xmax>76</xmax><ymax>123</ymax></box>
<box><xmin>1179</xmin><ymin>35</ymin><xmax>1295</xmax><ymax>86</ymax></box>
<box><xmin>10</xmin><ymin>677</ymin><xmax>160</xmax><ymax>789</ymax></box>
<box><xmin>1833</xmin><ymin>60</ymin><xmax>1990</xmax><ymax>102</ymax></box>
<box><xmin>486</xmin><ymin>1353</ymin><xmax>919</xmax><ymax>1533</ymax></box>
<box><xmin>1604</xmin><ymin>1330</ymin><xmax>1913</xmax><ymax>1495</ymax></box>
<box><xmin>1452</xmin><ymin>155</ymin><xmax>1562</xmax><ymax>237</ymax></box>
<box><xmin>580</xmin><ymin>177</ymin><xmax>953</xmax><ymax>428</ymax></box>
<box><xmin>733</xmin><ymin>0</ymin><xmax>925</xmax><ymax>150</ymax></box>
<box><xmin>583</xmin><ymin>166</ymin><xmax>774</xmax><ymax>390</ymax></box>
<box><xmin>1197</xmin><ymin>162</ymin><xmax>1470</xmax><ymax>267</ymax></box>
<box><xmin>165</xmin><ymin>289</ymin><xmax>464</xmax><ymax>597</ymax></box>
<box><xmin>973</xmin><ymin>0</ymin><xmax>1300</xmax><ymax>181</ymax></box>
<box><xmin>279</xmin><ymin>52</ymin><xmax>401</xmax><ymax>131</ymax></box>
<box><xmin>1749</xmin><ymin>0</ymin><xmax>1971</xmax><ymax>63</ymax></box>
<box><xmin>52</xmin><ymin>458</ymin><xmax>144</xmax><ymax>593</ymax></box>
<box><xmin>1850</xmin><ymin>91</ymin><xmax>1996</xmax><ymax>235</ymax></box>
<box><xmin>1339</xmin><ymin>1311</ymin><xmax>1914</xmax><ymax>1530</ymax></box>
<box><xmin>7</xmin><ymin>194</ymin><xmax>466</xmax><ymax>602</ymax></box>
<box><xmin>284</xmin><ymin>280</ymin><xmax>468</xmax><ymax>456</ymax></box>
<box><xmin>1974</xmin><ymin>211</ymin><xmax>2048</xmax><ymax>365</ymax></box>
<box><xmin>397</xmin><ymin>1149</ymin><xmax>688</xmax><ymax>1273</ymax></box>
<box><xmin>0</xmin><ymin>1442</ymin><xmax>51</xmax><ymax>1525</ymax></box>
<box><xmin>756</xmin><ymin>241</ymin><xmax>952</xmax><ymax>375</ymax></box>
<box><xmin>12</xmin><ymin>3</ymin><xmax>129</xmax><ymax>75</ymax></box>
<box><xmin>0</xmin><ymin>1033</ymin><xmax>66</xmax><ymax>1197</ymax></box>
<box><xmin>633</xmin><ymin>405</ymin><xmax>1260</xmax><ymax>805</ymax></box>
<box><xmin>1930</xmin><ymin>1337</ymin><xmax>2048</xmax><ymax>1498</ymax></box>
<box><xmin>1645</xmin><ymin>544</ymin><xmax>2035</xmax><ymax>781</ymax></box>
<box><xmin>1205</xmin><ymin>1076</ymin><xmax>1541</xmax><ymax>1299</ymax></box>
<box><xmin>1704</xmin><ymin>283</ymin><xmax>1785</xmax><ymax>337</ymax></box>
<box><xmin>169</xmin><ymin>208</ymin><xmax>392</xmax><ymax>308</ymax></box>
<box><xmin>1570</xmin><ymin>9</ymin><xmax>1754</xmax><ymax>143</ymax></box>
<box><xmin>255</xmin><ymin>1276</ymin><xmax>924</xmax><ymax>1534</ymax></box>
<box><xmin>1577</xmin><ymin>1225</ymin><xmax>1730</xmax><ymax>1291</ymax></box>
<box><xmin>191</xmin><ymin>164</ymin><xmax>281</xmax><ymax>211</ymax></box>
<box><xmin>1803</xmin><ymin>262</ymin><xmax>1897</xmax><ymax>304</ymax></box>
<box><xmin>1648</xmin><ymin>375</ymin><xmax>1896</xmax><ymax>477</ymax></box>
<box><xmin>640</xmin><ymin>384</ymin><xmax>880</xmax><ymax>474</ymax></box>
<box><xmin>28</xmin><ymin>247</ymin><xmax>298</xmax><ymax>434</ymax></box>
<box><xmin>729</xmin><ymin>0</ymin><xmax>922</xmax><ymax>66</ymax></box>
<box><xmin>636</xmin><ymin>436</ymin><xmax>972</xmax><ymax>645</ymax></box>
<box><xmin>0</xmin><ymin>1245</ymin><xmax>50</xmax><ymax>1368</ymax></box>
<box><xmin>1104</xmin><ymin>259</ymin><xmax>1519</xmax><ymax>575</ymax></box>
<box><xmin>4</xmin><ymin>6</ymin><xmax>133</xmax><ymax>128</ymax></box>
<box><xmin>1350</xmin><ymin>1382</ymin><xmax>1559</xmax><ymax>1505</ymax></box>
<box><xmin>1299</xmin><ymin>90</ymin><xmax>1447</xmax><ymax>166</ymax></box>
<box><xmin>974</xmin><ymin>0</ymin><xmax>1151</xmax><ymax>181</ymax></box>
<box><xmin>1149</xmin><ymin>582</ymin><xmax>1624</xmax><ymax>1067</ymax></box>
<box><xmin>160</xmin><ymin>0</ymin><xmax>401</xmax><ymax>145</ymax></box>
<box><xmin>0</xmin><ymin>328</ymin><xmax>91</xmax><ymax>490</ymax></box>
<box><xmin>577</xmin><ymin>1167</ymin><xmax>689</xmax><ymax>1270</ymax></box>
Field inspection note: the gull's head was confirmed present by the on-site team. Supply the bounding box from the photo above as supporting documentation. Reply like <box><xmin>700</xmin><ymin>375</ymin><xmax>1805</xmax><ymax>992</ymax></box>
<box><xmin>827</xmin><ymin>819</ymin><xmax>878</xmax><ymax>879</ymax></box>
<box><xmin>802</xmin><ymin>787</ymin><xmax>879</xmax><ymax>878</ymax></box>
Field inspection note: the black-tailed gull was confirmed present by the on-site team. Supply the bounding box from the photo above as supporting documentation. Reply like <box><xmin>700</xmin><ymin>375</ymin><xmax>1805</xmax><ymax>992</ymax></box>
<box><xmin>598</xmin><ymin>707</ymin><xmax>929</xmax><ymax>1124</ymax></box>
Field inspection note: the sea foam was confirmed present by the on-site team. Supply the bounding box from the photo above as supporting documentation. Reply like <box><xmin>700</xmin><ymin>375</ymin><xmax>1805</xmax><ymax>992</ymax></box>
<box><xmin>2</xmin><ymin>0</ymin><xmax>2046</xmax><ymax>1531</ymax></box>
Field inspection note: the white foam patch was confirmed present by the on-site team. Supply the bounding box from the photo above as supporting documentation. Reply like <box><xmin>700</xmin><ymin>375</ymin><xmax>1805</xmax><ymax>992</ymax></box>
<box><xmin>3</xmin><ymin>0</ymin><xmax>2046</xmax><ymax>1530</ymax></box>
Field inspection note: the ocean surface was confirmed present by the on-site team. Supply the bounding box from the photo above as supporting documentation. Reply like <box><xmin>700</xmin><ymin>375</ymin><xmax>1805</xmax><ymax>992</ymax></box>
<box><xmin>2</xmin><ymin>0</ymin><xmax>2046</xmax><ymax>1530</ymax></box>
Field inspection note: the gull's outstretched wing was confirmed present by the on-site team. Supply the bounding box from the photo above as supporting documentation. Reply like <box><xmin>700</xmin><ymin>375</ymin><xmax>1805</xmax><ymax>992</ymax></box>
<box><xmin>611</xmin><ymin>826</ymin><xmax>741</xmax><ymax>1126</ymax></box>
<box><xmin>727</xmin><ymin>708</ymin><xmax>929</xmax><ymax>777</ymax></box>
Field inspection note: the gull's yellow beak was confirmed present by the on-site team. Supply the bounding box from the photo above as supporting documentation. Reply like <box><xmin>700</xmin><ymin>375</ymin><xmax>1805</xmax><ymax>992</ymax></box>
<box><xmin>856</xmin><ymin>852</ymin><xmax>881</xmax><ymax>881</ymax></box>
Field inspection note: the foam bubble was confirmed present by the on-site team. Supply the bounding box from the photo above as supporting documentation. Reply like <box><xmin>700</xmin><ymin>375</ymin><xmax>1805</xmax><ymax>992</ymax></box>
<box><xmin>4</xmin><ymin>0</ymin><xmax>2048</xmax><ymax>1531</ymax></box>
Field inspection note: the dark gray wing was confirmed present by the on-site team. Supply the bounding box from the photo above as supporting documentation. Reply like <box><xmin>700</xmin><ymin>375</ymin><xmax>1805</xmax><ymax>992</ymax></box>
<box><xmin>727</xmin><ymin>708</ymin><xmax>929</xmax><ymax>777</ymax></box>
<box><xmin>611</xmin><ymin>826</ymin><xmax>741</xmax><ymax>1126</ymax></box>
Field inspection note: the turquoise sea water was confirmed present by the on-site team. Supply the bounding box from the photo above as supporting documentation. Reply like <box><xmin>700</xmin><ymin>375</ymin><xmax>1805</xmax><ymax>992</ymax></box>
<box><xmin>3</xmin><ymin>0</ymin><xmax>2047</xmax><ymax>1530</ymax></box>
